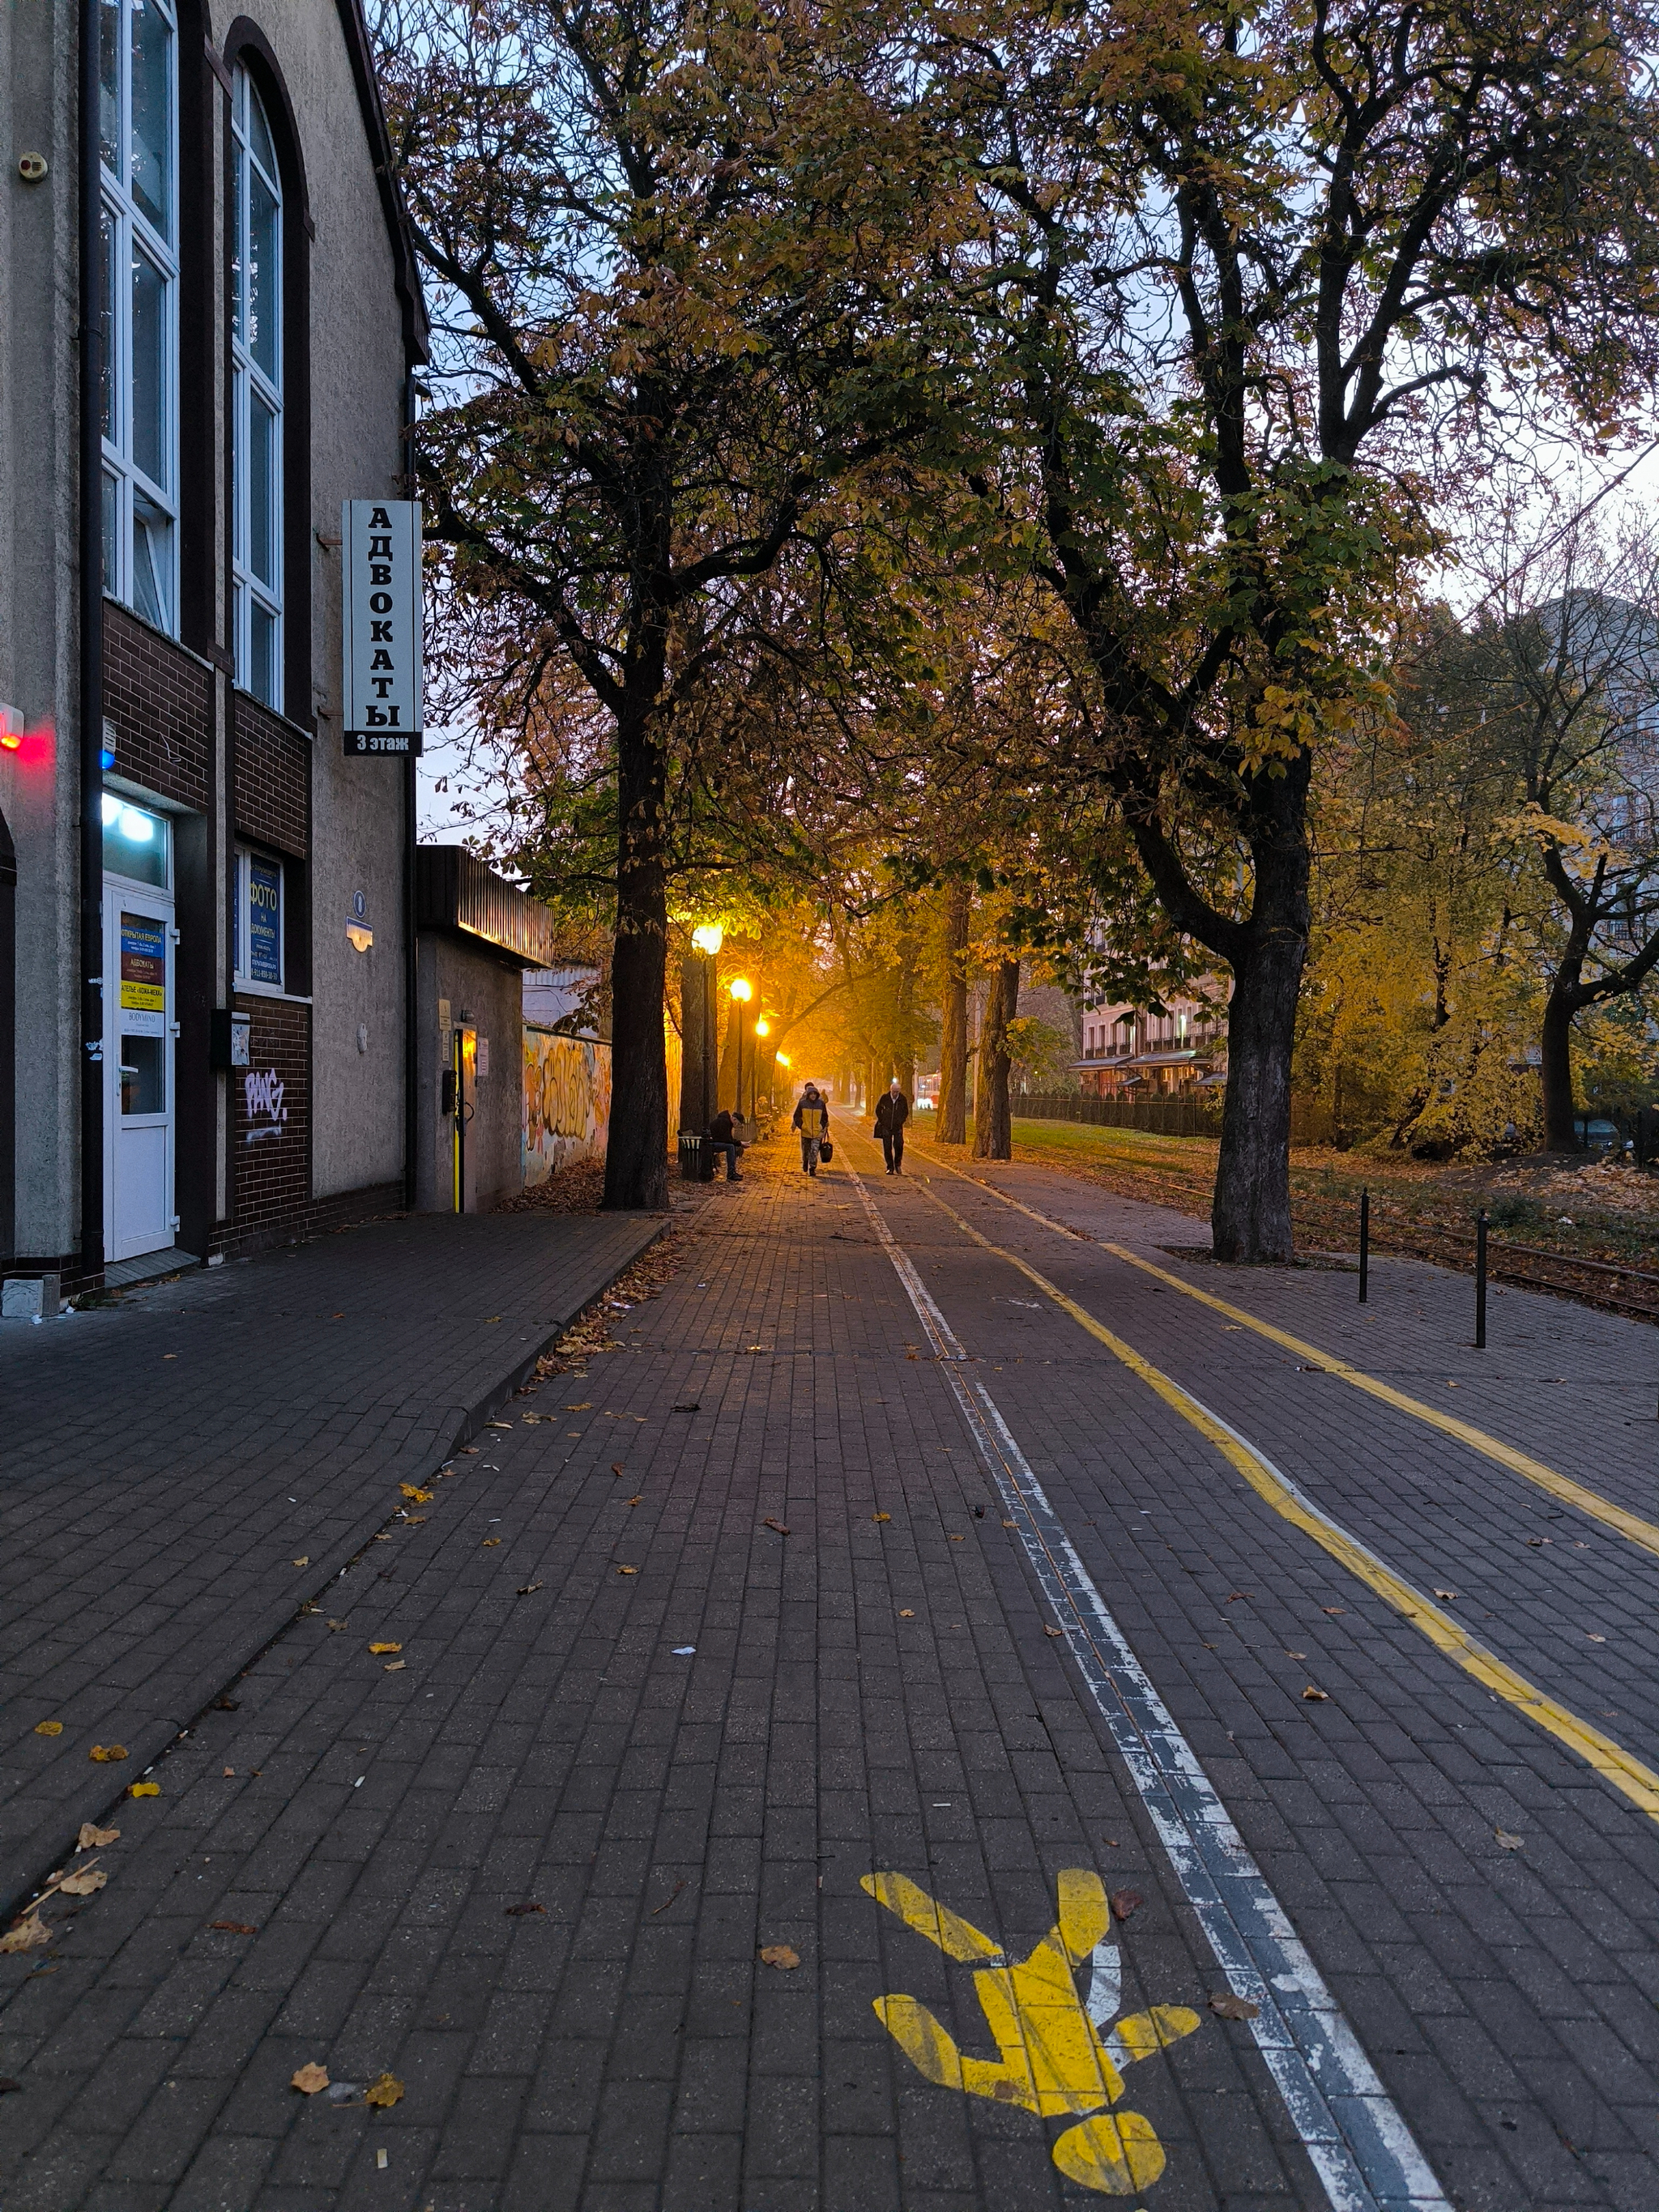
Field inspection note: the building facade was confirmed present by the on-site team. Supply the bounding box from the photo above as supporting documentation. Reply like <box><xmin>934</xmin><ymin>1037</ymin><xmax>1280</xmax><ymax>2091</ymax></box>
<box><xmin>1</xmin><ymin>0</ymin><xmax>426</xmax><ymax>1293</ymax></box>
<box><xmin>1076</xmin><ymin>990</ymin><xmax>1228</xmax><ymax>1097</ymax></box>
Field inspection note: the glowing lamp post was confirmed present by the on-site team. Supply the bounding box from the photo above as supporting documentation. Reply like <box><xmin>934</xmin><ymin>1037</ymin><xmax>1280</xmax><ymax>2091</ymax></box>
<box><xmin>753</xmin><ymin>1018</ymin><xmax>772</xmax><ymax>1109</ymax></box>
<box><xmin>729</xmin><ymin>978</ymin><xmax>753</xmax><ymax>1121</ymax></box>
<box><xmin>682</xmin><ymin>923</ymin><xmax>725</xmax><ymax>1136</ymax></box>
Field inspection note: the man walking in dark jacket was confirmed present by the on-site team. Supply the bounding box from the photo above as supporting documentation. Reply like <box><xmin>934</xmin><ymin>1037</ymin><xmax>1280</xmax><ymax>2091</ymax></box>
<box><xmin>874</xmin><ymin>1079</ymin><xmax>910</xmax><ymax>1174</ymax></box>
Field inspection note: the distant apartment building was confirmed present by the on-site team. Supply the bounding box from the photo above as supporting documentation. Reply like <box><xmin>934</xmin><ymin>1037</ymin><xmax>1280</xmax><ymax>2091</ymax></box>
<box><xmin>1075</xmin><ymin>990</ymin><xmax>1227</xmax><ymax>1097</ymax></box>
<box><xmin>2</xmin><ymin>0</ymin><xmax>429</xmax><ymax>1294</ymax></box>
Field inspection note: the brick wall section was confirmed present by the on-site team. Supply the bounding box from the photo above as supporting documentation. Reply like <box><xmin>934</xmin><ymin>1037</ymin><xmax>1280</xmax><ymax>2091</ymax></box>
<box><xmin>232</xmin><ymin>996</ymin><xmax>310</xmax><ymax>1238</ymax></box>
<box><xmin>101</xmin><ymin>603</ymin><xmax>212</xmax><ymax>813</ymax></box>
<box><xmin>232</xmin><ymin>693</ymin><xmax>309</xmax><ymax>858</ymax></box>
<box><xmin>207</xmin><ymin>1178</ymin><xmax>406</xmax><ymax>1262</ymax></box>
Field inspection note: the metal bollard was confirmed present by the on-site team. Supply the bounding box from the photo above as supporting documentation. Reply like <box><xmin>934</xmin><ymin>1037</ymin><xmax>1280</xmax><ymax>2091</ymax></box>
<box><xmin>1474</xmin><ymin>1209</ymin><xmax>1487</xmax><ymax>1349</ymax></box>
<box><xmin>1358</xmin><ymin>1190</ymin><xmax>1369</xmax><ymax>1304</ymax></box>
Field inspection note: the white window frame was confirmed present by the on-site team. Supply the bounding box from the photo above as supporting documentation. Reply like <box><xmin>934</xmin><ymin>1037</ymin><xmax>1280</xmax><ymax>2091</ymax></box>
<box><xmin>231</xmin><ymin>64</ymin><xmax>284</xmax><ymax>706</ymax></box>
<box><xmin>100</xmin><ymin>0</ymin><xmax>179</xmax><ymax>634</ymax></box>
<box><xmin>232</xmin><ymin>845</ymin><xmax>285</xmax><ymax>992</ymax></box>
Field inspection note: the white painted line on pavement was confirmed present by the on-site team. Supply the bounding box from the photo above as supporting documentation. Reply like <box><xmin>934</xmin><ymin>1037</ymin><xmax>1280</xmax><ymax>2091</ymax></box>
<box><xmin>844</xmin><ymin>1152</ymin><xmax>1448</xmax><ymax>2212</ymax></box>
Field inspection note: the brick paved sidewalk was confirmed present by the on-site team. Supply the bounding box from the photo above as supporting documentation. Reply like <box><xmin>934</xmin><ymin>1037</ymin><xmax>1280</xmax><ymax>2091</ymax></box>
<box><xmin>2</xmin><ymin>1133</ymin><xmax>1656</xmax><ymax>2209</ymax></box>
<box><xmin>0</xmin><ymin>1206</ymin><xmax>668</xmax><ymax>1922</ymax></box>
<box><xmin>909</xmin><ymin>1133</ymin><xmax>1659</xmax><ymax>1521</ymax></box>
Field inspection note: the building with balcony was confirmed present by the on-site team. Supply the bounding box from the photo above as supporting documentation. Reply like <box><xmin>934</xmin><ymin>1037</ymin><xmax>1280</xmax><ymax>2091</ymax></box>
<box><xmin>1075</xmin><ymin>991</ymin><xmax>1227</xmax><ymax>1097</ymax></box>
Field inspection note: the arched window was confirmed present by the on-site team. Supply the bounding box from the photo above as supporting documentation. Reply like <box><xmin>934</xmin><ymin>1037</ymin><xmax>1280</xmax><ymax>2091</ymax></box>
<box><xmin>231</xmin><ymin>65</ymin><xmax>283</xmax><ymax>705</ymax></box>
<box><xmin>100</xmin><ymin>0</ymin><xmax>179</xmax><ymax>632</ymax></box>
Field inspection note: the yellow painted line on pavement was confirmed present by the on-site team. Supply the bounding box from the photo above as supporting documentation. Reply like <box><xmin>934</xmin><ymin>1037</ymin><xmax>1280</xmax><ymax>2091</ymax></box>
<box><xmin>909</xmin><ymin>1171</ymin><xmax>1659</xmax><ymax>1827</ymax></box>
<box><xmin>919</xmin><ymin>1147</ymin><xmax>1659</xmax><ymax>1570</ymax></box>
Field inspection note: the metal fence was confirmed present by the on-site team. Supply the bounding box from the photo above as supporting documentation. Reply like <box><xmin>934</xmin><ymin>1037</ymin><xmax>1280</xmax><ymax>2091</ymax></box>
<box><xmin>1010</xmin><ymin>1090</ymin><xmax>1222</xmax><ymax>1137</ymax></box>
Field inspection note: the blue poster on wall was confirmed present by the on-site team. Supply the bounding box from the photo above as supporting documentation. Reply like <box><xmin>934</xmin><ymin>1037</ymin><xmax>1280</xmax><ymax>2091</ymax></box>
<box><xmin>248</xmin><ymin>855</ymin><xmax>282</xmax><ymax>985</ymax></box>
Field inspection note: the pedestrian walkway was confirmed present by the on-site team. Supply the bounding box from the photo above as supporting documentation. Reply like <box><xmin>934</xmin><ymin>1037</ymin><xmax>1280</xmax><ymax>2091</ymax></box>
<box><xmin>0</xmin><ymin>1207</ymin><xmax>667</xmax><ymax>1923</ymax></box>
<box><xmin>0</xmin><ymin>1132</ymin><xmax>1655</xmax><ymax>2211</ymax></box>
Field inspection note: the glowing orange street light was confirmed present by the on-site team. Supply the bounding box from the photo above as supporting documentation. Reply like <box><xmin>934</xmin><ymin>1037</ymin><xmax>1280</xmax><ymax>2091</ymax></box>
<box><xmin>728</xmin><ymin>978</ymin><xmax>753</xmax><ymax>1119</ymax></box>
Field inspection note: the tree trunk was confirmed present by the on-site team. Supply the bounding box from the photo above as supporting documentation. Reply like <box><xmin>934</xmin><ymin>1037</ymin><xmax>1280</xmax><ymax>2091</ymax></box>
<box><xmin>896</xmin><ymin>934</ymin><xmax>918</xmax><ymax>1097</ymax></box>
<box><xmin>1540</xmin><ymin>979</ymin><xmax>1582</xmax><ymax>1152</ymax></box>
<box><xmin>1210</xmin><ymin>921</ymin><xmax>1303</xmax><ymax>1262</ymax></box>
<box><xmin>975</xmin><ymin>957</ymin><xmax>1018</xmax><ymax>1160</ymax></box>
<box><xmin>603</xmin><ymin>699</ymin><xmax>670</xmax><ymax>1210</ymax></box>
<box><xmin>677</xmin><ymin>955</ymin><xmax>706</xmax><ymax>1136</ymax></box>
<box><xmin>938</xmin><ymin>883</ymin><xmax>969</xmax><ymax>1143</ymax></box>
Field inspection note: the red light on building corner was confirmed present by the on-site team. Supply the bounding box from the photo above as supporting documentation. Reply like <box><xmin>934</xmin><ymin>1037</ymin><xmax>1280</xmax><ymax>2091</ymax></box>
<box><xmin>0</xmin><ymin>709</ymin><xmax>53</xmax><ymax>765</ymax></box>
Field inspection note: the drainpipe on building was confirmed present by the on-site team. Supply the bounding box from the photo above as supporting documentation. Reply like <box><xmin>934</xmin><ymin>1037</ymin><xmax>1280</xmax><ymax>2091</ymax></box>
<box><xmin>78</xmin><ymin>0</ymin><xmax>105</xmax><ymax>1286</ymax></box>
<box><xmin>401</xmin><ymin>368</ymin><xmax>420</xmax><ymax>1211</ymax></box>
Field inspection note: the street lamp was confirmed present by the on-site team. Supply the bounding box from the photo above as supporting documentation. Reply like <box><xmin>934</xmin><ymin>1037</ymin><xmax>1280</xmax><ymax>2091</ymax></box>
<box><xmin>753</xmin><ymin>1018</ymin><xmax>771</xmax><ymax>1109</ymax></box>
<box><xmin>681</xmin><ymin>923</ymin><xmax>725</xmax><ymax>1136</ymax></box>
<box><xmin>729</xmin><ymin>978</ymin><xmax>752</xmax><ymax>1121</ymax></box>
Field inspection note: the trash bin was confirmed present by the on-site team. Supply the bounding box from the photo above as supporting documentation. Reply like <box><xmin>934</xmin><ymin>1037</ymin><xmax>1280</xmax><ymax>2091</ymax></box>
<box><xmin>678</xmin><ymin>1132</ymin><xmax>716</xmax><ymax>1182</ymax></box>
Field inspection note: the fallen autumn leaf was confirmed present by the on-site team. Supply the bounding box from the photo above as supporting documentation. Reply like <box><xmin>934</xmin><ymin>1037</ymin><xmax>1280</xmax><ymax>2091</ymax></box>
<box><xmin>367</xmin><ymin>1643</ymin><xmax>402</xmax><ymax>1655</ymax></box>
<box><xmin>763</xmin><ymin>1518</ymin><xmax>790</xmax><ymax>1536</ymax></box>
<box><xmin>58</xmin><ymin>1867</ymin><xmax>107</xmax><ymax>1898</ymax></box>
<box><xmin>291</xmin><ymin>2063</ymin><xmax>329</xmax><ymax>2095</ymax></box>
<box><xmin>211</xmin><ymin>1920</ymin><xmax>257</xmax><ymax>1934</ymax></box>
<box><xmin>1495</xmin><ymin>1830</ymin><xmax>1525</xmax><ymax>1850</ymax></box>
<box><xmin>77</xmin><ymin>1824</ymin><xmax>118</xmax><ymax>1850</ymax></box>
<box><xmin>0</xmin><ymin>1916</ymin><xmax>52</xmax><ymax>1954</ymax></box>
<box><xmin>32</xmin><ymin>1720</ymin><xmax>62</xmax><ymax>1737</ymax></box>
<box><xmin>1109</xmin><ymin>1890</ymin><xmax>1144</xmax><ymax>1921</ymax></box>
<box><xmin>128</xmin><ymin>1781</ymin><xmax>159</xmax><ymax>1797</ymax></box>
<box><xmin>758</xmin><ymin>1945</ymin><xmax>800</xmax><ymax>1969</ymax></box>
<box><xmin>1209</xmin><ymin>1993</ymin><xmax>1260</xmax><ymax>2021</ymax></box>
<box><xmin>364</xmin><ymin>2073</ymin><xmax>403</xmax><ymax>2108</ymax></box>
<box><xmin>1301</xmin><ymin>1686</ymin><xmax>1329</xmax><ymax>1701</ymax></box>
<box><xmin>88</xmin><ymin>1744</ymin><xmax>127</xmax><ymax>1762</ymax></box>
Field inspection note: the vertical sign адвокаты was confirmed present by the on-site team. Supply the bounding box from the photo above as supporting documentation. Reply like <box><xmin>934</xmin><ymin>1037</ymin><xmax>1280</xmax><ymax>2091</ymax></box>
<box><xmin>342</xmin><ymin>500</ymin><xmax>424</xmax><ymax>755</ymax></box>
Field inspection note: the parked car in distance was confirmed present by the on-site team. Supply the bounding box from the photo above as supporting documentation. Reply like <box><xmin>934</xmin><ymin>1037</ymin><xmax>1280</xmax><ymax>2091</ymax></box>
<box><xmin>1573</xmin><ymin>1117</ymin><xmax>1625</xmax><ymax>1153</ymax></box>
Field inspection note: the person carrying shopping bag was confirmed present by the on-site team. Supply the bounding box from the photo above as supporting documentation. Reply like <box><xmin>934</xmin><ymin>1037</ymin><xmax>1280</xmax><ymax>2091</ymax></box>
<box><xmin>791</xmin><ymin>1084</ymin><xmax>830</xmax><ymax>1175</ymax></box>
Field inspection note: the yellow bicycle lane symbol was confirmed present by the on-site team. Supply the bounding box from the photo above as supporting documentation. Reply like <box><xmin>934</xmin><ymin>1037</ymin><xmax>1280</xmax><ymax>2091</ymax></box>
<box><xmin>863</xmin><ymin>1869</ymin><xmax>1202</xmax><ymax>2195</ymax></box>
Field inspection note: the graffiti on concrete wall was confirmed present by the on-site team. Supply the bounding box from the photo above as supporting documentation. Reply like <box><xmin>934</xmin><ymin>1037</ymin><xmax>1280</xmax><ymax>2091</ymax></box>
<box><xmin>522</xmin><ymin>1029</ymin><xmax>612</xmax><ymax>1183</ymax></box>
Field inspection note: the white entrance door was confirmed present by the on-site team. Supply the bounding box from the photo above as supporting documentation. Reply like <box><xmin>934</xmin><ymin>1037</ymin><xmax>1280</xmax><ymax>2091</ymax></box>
<box><xmin>103</xmin><ymin>872</ymin><xmax>177</xmax><ymax>1264</ymax></box>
